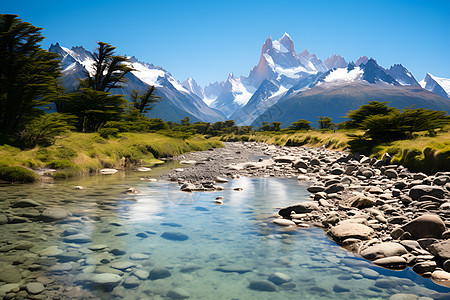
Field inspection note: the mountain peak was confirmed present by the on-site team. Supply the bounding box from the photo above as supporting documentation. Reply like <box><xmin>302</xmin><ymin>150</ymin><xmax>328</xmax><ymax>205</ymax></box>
<box><xmin>324</xmin><ymin>55</ymin><xmax>348</xmax><ymax>70</ymax></box>
<box><xmin>355</xmin><ymin>56</ymin><xmax>370</xmax><ymax>66</ymax></box>
<box><xmin>278</xmin><ymin>32</ymin><xmax>295</xmax><ymax>53</ymax></box>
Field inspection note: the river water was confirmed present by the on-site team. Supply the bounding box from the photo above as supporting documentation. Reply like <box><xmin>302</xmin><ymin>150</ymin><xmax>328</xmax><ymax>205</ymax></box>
<box><xmin>0</xmin><ymin>166</ymin><xmax>449</xmax><ymax>299</ymax></box>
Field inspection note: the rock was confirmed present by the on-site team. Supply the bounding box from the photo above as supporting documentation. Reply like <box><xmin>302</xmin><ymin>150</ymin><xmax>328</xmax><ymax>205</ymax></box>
<box><xmin>89</xmin><ymin>244</ymin><xmax>108</xmax><ymax>251</ymax></box>
<box><xmin>307</xmin><ymin>185</ymin><xmax>325</xmax><ymax>193</ymax></box>
<box><xmin>324</xmin><ymin>183</ymin><xmax>344</xmax><ymax>194</ymax></box>
<box><xmin>272</xmin><ymin>219</ymin><xmax>296</xmax><ymax>226</ymax></box>
<box><xmin>390</xmin><ymin>294</ymin><xmax>418</xmax><ymax>300</ymax></box>
<box><xmin>366</xmin><ymin>186</ymin><xmax>384</xmax><ymax>194</ymax></box>
<box><xmin>149</xmin><ymin>267</ymin><xmax>171</xmax><ymax>280</ymax></box>
<box><xmin>39</xmin><ymin>246</ymin><xmax>63</xmax><ymax>256</ymax></box>
<box><xmin>293</xmin><ymin>160</ymin><xmax>308</xmax><ymax>169</ymax></box>
<box><xmin>330</xmin><ymin>168</ymin><xmax>344</xmax><ymax>175</ymax></box>
<box><xmin>167</xmin><ymin>288</ymin><xmax>190</xmax><ymax>299</ymax></box>
<box><xmin>360</xmin><ymin>242</ymin><xmax>408</xmax><ymax>260</ymax></box>
<box><xmin>431</xmin><ymin>270</ymin><xmax>450</xmax><ymax>281</ymax></box>
<box><xmin>333</xmin><ymin>283</ymin><xmax>350</xmax><ymax>293</ymax></box>
<box><xmin>274</xmin><ymin>156</ymin><xmax>297</xmax><ymax>163</ymax></box>
<box><xmin>137</xmin><ymin>167</ymin><xmax>152</xmax><ymax>171</ymax></box>
<box><xmin>180</xmin><ymin>263</ymin><xmax>202</xmax><ymax>273</ymax></box>
<box><xmin>91</xmin><ymin>273</ymin><xmax>121</xmax><ymax>286</ymax></box>
<box><xmin>180</xmin><ymin>160</ymin><xmax>196</xmax><ymax>165</ymax></box>
<box><xmin>180</xmin><ymin>183</ymin><xmax>196</xmax><ymax>192</ymax></box>
<box><xmin>133</xmin><ymin>269</ymin><xmax>149</xmax><ymax>280</ymax></box>
<box><xmin>130</xmin><ymin>253</ymin><xmax>150</xmax><ymax>260</ymax></box>
<box><xmin>63</xmin><ymin>233</ymin><xmax>92</xmax><ymax>243</ymax></box>
<box><xmin>0</xmin><ymin>266</ymin><xmax>22</xmax><ymax>283</ymax></box>
<box><xmin>248</xmin><ymin>280</ymin><xmax>277</xmax><ymax>292</ymax></box>
<box><xmin>349</xmin><ymin>195</ymin><xmax>376</xmax><ymax>209</ymax></box>
<box><xmin>26</xmin><ymin>282</ymin><xmax>45</xmax><ymax>294</ymax></box>
<box><xmin>409</xmin><ymin>185</ymin><xmax>445</xmax><ymax>200</ymax></box>
<box><xmin>161</xmin><ymin>231</ymin><xmax>189</xmax><ymax>241</ymax></box>
<box><xmin>329</xmin><ymin>223</ymin><xmax>374</xmax><ymax>243</ymax></box>
<box><xmin>136</xmin><ymin>232</ymin><xmax>148</xmax><ymax>238</ymax></box>
<box><xmin>215</xmin><ymin>176</ymin><xmax>228</xmax><ymax>183</ymax></box>
<box><xmin>401</xmin><ymin>214</ymin><xmax>446</xmax><ymax>239</ymax></box>
<box><xmin>412</xmin><ymin>261</ymin><xmax>437</xmax><ymax>274</ymax></box>
<box><xmin>100</xmin><ymin>168</ymin><xmax>118</xmax><ymax>175</ymax></box>
<box><xmin>360</xmin><ymin>267</ymin><xmax>379</xmax><ymax>279</ymax></box>
<box><xmin>429</xmin><ymin>239</ymin><xmax>450</xmax><ymax>260</ymax></box>
<box><xmin>373</xmin><ymin>256</ymin><xmax>407</xmax><ymax>269</ymax></box>
<box><xmin>111</xmin><ymin>261</ymin><xmax>135</xmax><ymax>271</ymax></box>
<box><xmin>215</xmin><ymin>264</ymin><xmax>251</xmax><ymax>274</ymax></box>
<box><xmin>11</xmin><ymin>199</ymin><xmax>40</xmax><ymax>208</ymax></box>
<box><xmin>268</xmin><ymin>272</ymin><xmax>291</xmax><ymax>285</ymax></box>
<box><xmin>385</xmin><ymin>169</ymin><xmax>398</xmax><ymax>179</ymax></box>
<box><xmin>40</xmin><ymin>207</ymin><xmax>69</xmax><ymax>222</ymax></box>
<box><xmin>278</xmin><ymin>201</ymin><xmax>319</xmax><ymax>217</ymax></box>
<box><xmin>123</xmin><ymin>276</ymin><xmax>140</xmax><ymax>288</ymax></box>
<box><xmin>110</xmin><ymin>248</ymin><xmax>127</xmax><ymax>256</ymax></box>
<box><xmin>361</xmin><ymin>170</ymin><xmax>374</xmax><ymax>178</ymax></box>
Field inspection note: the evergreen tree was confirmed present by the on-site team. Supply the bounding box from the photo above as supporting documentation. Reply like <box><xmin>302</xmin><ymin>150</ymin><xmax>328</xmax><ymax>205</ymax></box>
<box><xmin>289</xmin><ymin>119</ymin><xmax>311</xmax><ymax>130</ymax></box>
<box><xmin>130</xmin><ymin>86</ymin><xmax>161</xmax><ymax>115</ymax></box>
<box><xmin>345</xmin><ymin>101</ymin><xmax>397</xmax><ymax>128</ymax></box>
<box><xmin>317</xmin><ymin>116</ymin><xmax>333</xmax><ymax>129</ymax></box>
<box><xmin>0</xmin><ymin>14</ymin><xmax>61</xmax><ymax>136</ymax></box>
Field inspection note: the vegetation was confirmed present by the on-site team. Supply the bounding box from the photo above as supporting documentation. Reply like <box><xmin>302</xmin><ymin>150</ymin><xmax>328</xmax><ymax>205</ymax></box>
<box><xmin>0</xmin><ymin>166</ymin><xmax>38</xmax><ymax>183</ymax></box>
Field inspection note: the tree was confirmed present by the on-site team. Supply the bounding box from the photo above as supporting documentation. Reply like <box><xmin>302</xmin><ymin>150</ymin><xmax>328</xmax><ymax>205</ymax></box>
<box><xmin>180</xmin><ymin>116</ymin><xmax>190</xmax><ymax>127</ymax></box>
<box><xmin>130</xmin><ymin>86</ymin><xmax>161</xmax><ymax>115</ymax></box>
<box><xmin>58</xmin><ymin>42</ymin><xmax>133</xmax><ymax>132</ymax></box>
<box><xmin>289</xmin><ymin>119</ymin><xmax>311</xmax><ymax>130</ymax></box>
<box><xmin>345</xmin><ymin>101</ymin><xmax>398</xmax><ymax>128</ymax></box>
<box><xmin>317</xmin><ymin>116</ymin><xmax>333</xmax><ymax>129</ymax></box>
<box><xmin>0</xmin><ymin>14</ymin><xmax>61</xmax><ymax>136</ymax></box>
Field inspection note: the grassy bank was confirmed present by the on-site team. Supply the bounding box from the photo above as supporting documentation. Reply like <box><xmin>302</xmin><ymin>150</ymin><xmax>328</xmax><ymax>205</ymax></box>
<box><xmin>221</xmin><ymin>130</ymin><xmax>354</xmax><ymax>150</ymax></box>
<box><xmin>0</xmin><ymin>132</ymin><xmax>223</xmax><ymax>182</ymax></box>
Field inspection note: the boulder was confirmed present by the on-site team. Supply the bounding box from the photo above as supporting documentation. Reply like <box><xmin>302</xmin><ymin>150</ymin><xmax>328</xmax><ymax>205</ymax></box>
<box><xmin>248</xmin><ymin>280</ymin><xmax>277</xmax><ymax>292</ymax></box>
<box><xmin>26</xmin><ymin>282</ymin><xmax>45</xmax><ymax>294</ymax></box>
<box><xmin>274</xmin><ymin>156</ymin><xmax>297</xmax><ymax>163</ymax></box>
<box><xmin>161</xmin><ymin>231</ymin><xmax>189</xmax><ymax>241</ymax></box>
<box><xmin>91</xmin><ymin>273</ymin><xmax>121</xmax><ymax>286</ymax></box>
<box><xmin>11</xmin><ymin>199</ymin><xmax>40</xmax><ymax>208</ymax></box>
<box><xmin>307</xmin><ymin>185</ymin><xmax>325</xmax><ymax>193</ymax></box>
<box><xmin>409</xmin><ymin>185</ymin><xmax>445</xmax><ymax>200</ymax></box>
<box><xmin>0</xmin><ymin>266</ymin><xmax>22</xmax><ymax>283</ymax></box>
<box><xmin>40</xmin><ymin>207</ymin><xmax>69</xmax><ymax>222</ymax></box>
<box><xmin>350</xmin><ymin>195</ymin><xmax>376</xmax><ymax>209</ymax></box>
<box><xmin>384</xmin><ymin>169</ymin><xmax>398</xmax><ymax>179</ymax></box>
<box><xmin>372</xmin><ymin>256</ymin><xmax>407</xmax><ymax>269</ymax></box>
<box><xmin>268</xmin><ymin>272</ymin><xmax>291</xmax><ymax>285</ymax></box>
<box><xmin>401</xmin><ymin>214</ymin><xmax>446</xmax><ymax>239</ymax></box>
<box><xmin>278</xmin><ymin>201</ymin><xmax>319</xmax><ymax>218</ymax></box>
<box><xmin>324</xmin><ymin>184</ymin><xmax>345</xmax><ymax>194</ymax></box>
<box><xmin>428</xmin><ymin>239</ymin><xmax>450</xmax><ymax>260</ymax></box>
<box><xmin>293</xmin><ymin>160</ymin><xmax>308</xmax><ymax>169</ymax></box>
<box><xmin>412</xmin><ymin>261</ymin><xmax>437</xmax><ymax>274</ymax></box>
<box><xmin>360</xmin><ymin>242</ymin><xmax>408</xmax><ymax>260</ymax></box>
<box><xmin>180</xmin><ymin>183</ymin><xmax>196</xmax><ymax>192</ymax></box>
<box><xmin>272</xmin><ymin>219</ymin><xmax>296</xmax><ymax>226</ymax></box>
<box><xmin>149</xmin><ymin>267</ymin><xmax>171</xmax><ymax>280</ymax></box>
<box><xmin>167</xmin><ymin>288</ymin><xmax>190</xmax><ymax>299</ymax></box>
<box><xmin>329</xmin><ymin>223</ymin><xmax>374</xmax><ymax>243</ymax></box>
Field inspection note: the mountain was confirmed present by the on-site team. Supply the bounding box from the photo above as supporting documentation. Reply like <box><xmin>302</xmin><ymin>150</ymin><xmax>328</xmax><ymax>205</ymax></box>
<box><xmin>210</xmin><ymin>33</ymin><xmax>326</xmax><ymax>119</ymax></box>
<box><xmin>324</xmin><ymin>55</ymin><xmax>348</xmax><ymax>69</ymax></box>
<box><xmin>252</xmin><ymin>60</ymin><xmax>450</xmax><ymax>128</ymax></box>
<box><xmin>420</xmin><ymin>73</ymin><xmax>450</xmax><ymax>99</ymax></box>
<box><xmin>209</xmin><ymin>74</ymin><xmax>256</xmax><ymax>118</ymax></box>
<box><xmin>386</xmin><ymin>64</ymin><xmax>420</xmax><ymax>86</ymax></box>
<box><xmin>49</xmin><ymin>43</ymin><xmax>226</xmax><ymax>123</ymax></box>
<box><xmin>182</xmin><ymin>78</ymin><xmax>205</xmax><ymax>99</ymax></box>
<box><xmin>204</xmin><ymin>81</ymin><xmax>225</xmax><ymax>105</ymax></box>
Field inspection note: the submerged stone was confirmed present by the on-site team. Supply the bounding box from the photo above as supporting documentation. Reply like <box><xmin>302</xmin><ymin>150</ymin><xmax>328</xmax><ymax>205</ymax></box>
<box><xmin>161</xmin><ymin>231</ymin><xmax>189</xmax><ymax>241</ymax></box>
<box><xmin>248</xmin><ymin>280</ymin><xmax>277</xmax><ymax>292</ymax></box>
<box><xmin>149</xmin><ymin>267</ymin><xmax>171</xmax><ymax>280</ymax></box>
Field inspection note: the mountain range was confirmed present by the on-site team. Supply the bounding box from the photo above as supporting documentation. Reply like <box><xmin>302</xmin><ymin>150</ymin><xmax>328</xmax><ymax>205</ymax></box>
<box><xmin>49</xmin><ymin>33</ymin><xmax>450</xmax><ymax>127</ymax></box>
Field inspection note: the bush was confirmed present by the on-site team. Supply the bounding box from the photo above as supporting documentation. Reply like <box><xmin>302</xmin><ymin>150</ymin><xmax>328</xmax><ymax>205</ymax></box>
<box><xmin>48</xmin><ymin>159</ymin><xmax>76</xmax><ymax>169</ymax></box>
<box><xmin>0</xmin><ymin>166</ymin><xmax>38</xmax><ymax>183</ymax></box>
<box><xmin>98</xmin><ymin>128</ymin><xmax>119</xmax><ymax>139</ymax></box>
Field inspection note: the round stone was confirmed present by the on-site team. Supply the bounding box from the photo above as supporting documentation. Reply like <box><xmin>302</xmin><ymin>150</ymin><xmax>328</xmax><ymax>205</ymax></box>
<box><xmin>92</xmin><ymin>273</ymin><xmax>122</xmax><ymax>286</ymax></box>
<box><xmin>40</xmin><ymin>207</ymin><xmax>69</xmax><ymax>222</ymax></box>
<box><xmin>161</xmin><ymin>231</ymin><xmax>189</xmax><ymax>241</ymax></box>
<box><xmin>26</xmin><ymin>282</ymin><xmax>45</xmax><ymax>294</ymax></box>
<box><xmin>167</xmin><ymin>287</ymin><xmax>190</xmax><ymax>299</ymax></box>
<box><xmin>248</xmin><ymin>280</ymin><xmax>277</xmax><ymax>292</ymax></box>
<box><xmin>149</xmin><ymin>267</ymin><xmax>171</xmax><ymax>280</ymax></box>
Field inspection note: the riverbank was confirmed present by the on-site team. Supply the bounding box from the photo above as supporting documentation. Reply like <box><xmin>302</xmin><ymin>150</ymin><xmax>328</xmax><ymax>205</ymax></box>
<box><xmin>0</xmin><ymin>132</ymin><xmax>223</xmax><ymax>183</ymax></box>
<box><xmin>164</xmin><ymin>141</ymin><xmax>450</xmax><ymax>288</ymax></box>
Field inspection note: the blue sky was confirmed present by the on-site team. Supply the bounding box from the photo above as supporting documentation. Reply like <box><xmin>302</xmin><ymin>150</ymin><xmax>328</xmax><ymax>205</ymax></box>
<box><xmin>3</xmin><ymin>0</ymin><xmax>450</xmax><ymax>87</ymax></box>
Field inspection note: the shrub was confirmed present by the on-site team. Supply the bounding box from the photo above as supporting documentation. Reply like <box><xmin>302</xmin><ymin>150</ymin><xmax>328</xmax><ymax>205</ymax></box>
<box><xmin>98</xmin><ymin>127</ymin><xmax>119</xmax><ymax>139</ymax></box>
<box><xmin>48</xmin><ymin>159</ymin><xmax>76</xmax><ymax>169</ymax></box>
<box><xmin>0</xmin><ymin>166</ymin><xmax>38</xmax><ymax>183</ymax></box>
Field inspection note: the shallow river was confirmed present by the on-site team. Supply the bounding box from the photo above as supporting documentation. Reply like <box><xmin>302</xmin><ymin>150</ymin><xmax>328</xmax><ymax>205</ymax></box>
<box><xmin>1</xmin><ymin>166</ymin><xmax>449</xmax><ymax>299</ymax></box>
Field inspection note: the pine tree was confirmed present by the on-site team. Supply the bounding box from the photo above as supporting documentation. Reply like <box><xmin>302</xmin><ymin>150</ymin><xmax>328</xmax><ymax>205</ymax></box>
<box><xmin>0</xmin><ymin>14</ymin><xmax>61</xmax><ymax>136</ymax></box>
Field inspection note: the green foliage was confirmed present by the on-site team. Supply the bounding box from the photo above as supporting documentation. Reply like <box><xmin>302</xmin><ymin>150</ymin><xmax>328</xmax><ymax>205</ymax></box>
<box><xmin>98</xmin><ymin>127</ymin><xmax>119</xmax><ymax>139</ymax></box>
<box><xmin>317</xmin><ymin>116</ymin><xmax>333</xmax><ymax>129</ymax></box>
<box><xmin>0</xmin><ymin>14</ymin><xmax>61</xmax><ymax>136</ymax></box>
<box><xmin>14</xmin><ymin>113</ymin><xmax>75</xmax><ymax>148</ymax></box>
<box><xmin>130</xmin><ymin>86</ymin><xmax>161</xmax><ymax>115</ymax></box>
<box><xmin>289</xmin><ymin>119</ymin><xmax>311</xmax><ymax>130</ymax></box>
<box><xmin>345</xmin><ymin>101</ymin><xmax>397</xmax><ymax>128</ymax></box>
<box><xmin>48</xmin><ymin>159</ymin><xmax>76</xmax><ymax>169</ymax></box>
<box><xmin>0</xmin><ymin>166</ymin><xmax>37</xmax><ymax>183</ymax></box>
<box><xmin>258</xmin><ymin>121</ymin><xmax>282</xmax><ymax>132</ymax></box>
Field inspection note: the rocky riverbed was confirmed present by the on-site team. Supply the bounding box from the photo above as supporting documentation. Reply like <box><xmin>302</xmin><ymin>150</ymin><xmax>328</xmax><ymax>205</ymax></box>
<box><xmin>164</xmin><ymin>142</ymin><xmax>450</xmax><ymax>289</ymax></box>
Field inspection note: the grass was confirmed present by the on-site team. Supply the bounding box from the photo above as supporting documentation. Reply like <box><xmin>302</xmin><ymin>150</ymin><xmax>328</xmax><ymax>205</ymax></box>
<box><xmin>221</xmin><ymin>129</ymin><xmax>355</xmax><ymax>150</ymax></box>
<box><xmin>0</xmin><ymin>132</ymin><xmax>223</xmax><ymax>181</ymax></box>
<box><xmin>373</xmin><ymin>129</ymin><xmax>450</xmax><ymax>174</ymax></box>
<box><xmin>0</xmin><ymin>166</ymin><xmax>38</xmax><ymax>183</ymax></box>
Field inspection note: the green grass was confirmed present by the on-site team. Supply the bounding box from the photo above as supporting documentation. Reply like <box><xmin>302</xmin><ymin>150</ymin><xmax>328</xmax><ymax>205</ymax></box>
<box><xmin>221</xmin><ymin>130</ymin><xmax>354</xmax><ymax>150</ymax></box>
<box><xmin>0</xmin><ymin>132</ymin><xmax>224</xmax><ymax>181</ymax></box>
<box><xmin>0</xmin><ymin>166</ymin><xmax>38</xmax><ymax>183</ymax></box>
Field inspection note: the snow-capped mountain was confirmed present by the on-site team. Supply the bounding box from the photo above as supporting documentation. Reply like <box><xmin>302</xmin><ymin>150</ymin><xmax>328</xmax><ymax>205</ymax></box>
<box><xmin>324</xmin><ymin>55</ymin><xmax>348</xmax><ymax>70</ymax></box>
<box><xmin>251</xmin><ymin>58</ymin><xmax>450</xmax><ymax>128</ymax></box>
<box><xmin>420</xmin><ymin>73</ymin><xmax>450</xmax><ymax>99</ymax></box>
<box><xmin>182</xmin><ymin>78</ymin><xmax>205</xmax><ymax>100</ymax></box>
<box><xmin>49</xmin><ymin>43</ymin><xmax>226</xmax><ymax>123</ymax></box>
<box><xmin>385</xmin><ymin>64</ymin><xmax>420</xmax><ymax>86</ymax></box>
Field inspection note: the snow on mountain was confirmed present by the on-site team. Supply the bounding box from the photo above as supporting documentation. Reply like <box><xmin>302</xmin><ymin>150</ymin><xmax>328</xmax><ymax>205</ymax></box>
<box><xmin>420</xmin><ymin>73</ymin><xmax>450</xmax><ymax>99</ymax></box>
<box><xmin>210</xmin><ymin>74</ymin><xmax>256</xmax><ymax>117</ymax></box>
<box><xmin>386</xmin><ymin>64</ymin><xmax>420</xmax><ymax>86</ymax></box>
<box><xmin>297</xmin><ymin>49</ymin><xmax>328</xmax><ymax>73</ymax></box>
<box><xmin>324</xmin><ymin>55</ymin><xmax>348</xmax><ymax>70</ymax></box>
<box><xmin>318</xmin><ymin>67</ymin><xmax>364</xmax><ymax>84</ymax></box>
<box><xmin>182</xmin><ymin>78</ymin><xmax>205</xmax><ymax>100</ymax></box>
<box><xmin>49</xmin><ymin>43</ymin><xmax>225</xmax><ymax>123</ymax></box>
<box><xmin>204</xmin><ymin>81</ymin><xmax>225</xmax><ymax>102</ymax></box>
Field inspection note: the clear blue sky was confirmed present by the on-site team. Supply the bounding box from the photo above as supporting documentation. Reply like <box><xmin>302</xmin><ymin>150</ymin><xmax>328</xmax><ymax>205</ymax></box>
<box><xmin>3</xmin><ymin>0</ymin><xmax>450</xmax><ymax>87</ymax></box>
